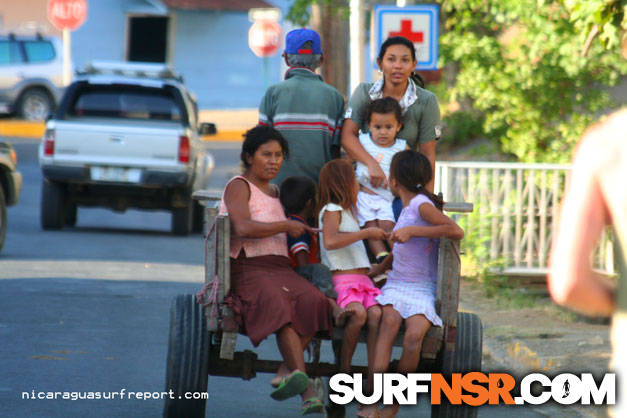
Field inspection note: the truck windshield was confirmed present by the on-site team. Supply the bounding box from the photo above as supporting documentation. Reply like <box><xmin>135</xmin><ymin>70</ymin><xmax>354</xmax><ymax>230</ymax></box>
<box><xmin>68</xmin><ymin>84</ymin><xmax>184</xmax><ymax>122</ymax></box>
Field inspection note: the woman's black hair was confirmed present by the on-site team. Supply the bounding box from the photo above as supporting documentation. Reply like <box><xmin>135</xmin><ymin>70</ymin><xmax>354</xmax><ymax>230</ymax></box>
<box><xmin>377</xmin><ymin>36</ymin><xmax>425</xmax><ymax>88</ymax></box>
<box><xmin>240</xmin><ymin>125</ymin><xmax>289</xmax><ymax>168</ymax></box>
<box><xmin>279</xmin><ymin>176</ymin><xmax>316</xmax><ymax>215</ymax></box>
<box><xmin>365</xmin><ymin>97</ymin><xmax>403</xmax><ymax>125</ymax></box>
<box><xmin>390</xmin><ymin>149</ymin><xmax>443</xmax><ymax>210</ymax></box>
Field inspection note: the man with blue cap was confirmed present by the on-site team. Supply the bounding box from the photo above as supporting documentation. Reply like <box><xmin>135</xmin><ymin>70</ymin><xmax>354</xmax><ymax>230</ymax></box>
<box><xmin>258</xmin><ymin>28</ymin><xmax>345</xmax><ymax>186</ymax></box>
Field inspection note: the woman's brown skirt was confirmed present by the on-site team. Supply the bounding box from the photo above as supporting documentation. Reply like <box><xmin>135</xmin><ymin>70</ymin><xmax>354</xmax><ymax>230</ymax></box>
<box><xmin>225</xmin><ymin>254</ymin><xmax>332</xmax><ymax>347</ymax></box>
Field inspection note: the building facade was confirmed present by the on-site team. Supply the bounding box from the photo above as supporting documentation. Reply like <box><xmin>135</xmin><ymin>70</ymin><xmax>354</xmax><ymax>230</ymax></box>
<box><xmin>1</xmin><ymin>0</ymin><xmax>292</xmax><ymax>109</ymax></box>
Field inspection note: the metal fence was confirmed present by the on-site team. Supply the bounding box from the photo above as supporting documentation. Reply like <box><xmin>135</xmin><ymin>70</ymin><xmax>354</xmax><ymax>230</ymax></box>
<box><xmin>435</xmin><ymin>161</ymin><xmax>615</xmax><ymax>275</ymax></box>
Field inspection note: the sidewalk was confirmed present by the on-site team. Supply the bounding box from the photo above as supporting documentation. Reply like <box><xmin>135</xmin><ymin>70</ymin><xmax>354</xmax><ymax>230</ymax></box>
<box><xmin>0</xmin><ymin>108</ymin><xmax>258</xmax><ymax>141</ymax></box>
<box><xmin>459</xmin><ymin>279</ymin><xmax>611</xmax><ymax>417</ymax></box>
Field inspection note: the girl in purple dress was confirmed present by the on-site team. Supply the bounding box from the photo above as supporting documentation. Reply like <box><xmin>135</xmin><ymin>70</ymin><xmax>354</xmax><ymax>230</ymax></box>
<box><xmin>364</xmin><ymin>150</ymin><xmax>464</xmax><ymax>418</ymax></box>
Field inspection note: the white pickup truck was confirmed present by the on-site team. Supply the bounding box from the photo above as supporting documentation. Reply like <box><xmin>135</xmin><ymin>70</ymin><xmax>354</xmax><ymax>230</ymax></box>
<box><xmin>38</xmin><ymin>62</ymin><xmax>215</xmax><ymax>235</ymax></box>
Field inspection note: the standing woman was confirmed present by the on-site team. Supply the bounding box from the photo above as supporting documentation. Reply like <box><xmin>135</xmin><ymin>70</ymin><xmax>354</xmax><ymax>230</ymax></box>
<box><xmin>341</xmin><ymin>36</ymin><xmax>441</xmax><ymax>194</ymax></box>
<box><xmin>220</xmin><ymin>125</ymin><xmax>331</xmax><ymax>414</ymax></box>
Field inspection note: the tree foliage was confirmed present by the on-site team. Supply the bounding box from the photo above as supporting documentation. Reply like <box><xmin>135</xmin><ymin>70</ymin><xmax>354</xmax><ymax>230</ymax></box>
<box><xmin>286</xmin><ymin>0</ymin><xmax>348</xmax><ymax>27</ymax></box>
<box><xmin>561</xmin><ymin>0</ymin><xmax>626</xmax><ymax>53</ymax></box>
<box><xmin>287</xmin><ymin>0</ymin><xmax>627</xmax><ymax>162</ymax></box>
<box><xmin>439</xmin><ymin>0</ymin><xmax>626</xmax><ymax>162</ymax></box>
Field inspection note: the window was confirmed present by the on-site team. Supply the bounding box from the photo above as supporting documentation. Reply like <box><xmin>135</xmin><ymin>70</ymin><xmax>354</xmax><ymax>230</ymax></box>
<box><xmin>70</xmin><ymin>85</ymin><xmax>183</xmax><ymax>122</ymax></box>
<box><xmin>0</xmin><ymin>40</ymin><xmax>23</xmax><ymax>65</ymax></box>
<box><xmin>23</xmin><ymin>41</ymin><xmax>55</xmax><ymax>63</ymax></box>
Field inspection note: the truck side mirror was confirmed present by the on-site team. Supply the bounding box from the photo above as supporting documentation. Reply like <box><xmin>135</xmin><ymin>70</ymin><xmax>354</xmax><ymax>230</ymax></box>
<box><xmin>199</xmin><ymin>122</ymin><xmax>217</xmax><ymax>136</ymax></box>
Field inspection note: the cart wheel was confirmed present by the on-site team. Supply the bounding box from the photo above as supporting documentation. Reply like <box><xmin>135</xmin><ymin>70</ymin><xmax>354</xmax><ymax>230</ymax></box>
<box><xmin>163</xmin><ymin>294</ymin><xmax>210</xmax><ymax>418</ymax></box>
<box><xmin>431</xmin><ymin>312</ymin><xmax>482</xmax><ymax>418</ymax></box>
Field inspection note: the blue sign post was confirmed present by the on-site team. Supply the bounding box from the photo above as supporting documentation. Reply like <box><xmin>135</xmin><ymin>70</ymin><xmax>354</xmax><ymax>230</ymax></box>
<box><xmin>373</xmin><ymin>5</ymin><xmax>439</xmax><ymax>70</ymax></box>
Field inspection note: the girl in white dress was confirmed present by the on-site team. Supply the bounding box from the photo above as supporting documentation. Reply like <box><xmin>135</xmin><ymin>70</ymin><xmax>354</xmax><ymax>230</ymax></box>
<box><xmin>317</xmin><ymin>159</ymin><xmax>388</xmax><ymax>416</ymax></box>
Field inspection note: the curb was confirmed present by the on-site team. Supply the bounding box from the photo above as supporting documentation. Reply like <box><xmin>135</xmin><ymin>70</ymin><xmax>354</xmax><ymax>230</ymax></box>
<box><xmin>202</xmin><ymin>130</ymin><xmax>245</xmax><ymax>142</ymax></box>
<box><xmin>0</xmin><ymin>120</ymin><xmax>245</xmax><ymax>142</ymax></box>
<box><xmin>0</xmin><ymin>121</ymin><xmax>44</xmax><ymax>138</ymax></box>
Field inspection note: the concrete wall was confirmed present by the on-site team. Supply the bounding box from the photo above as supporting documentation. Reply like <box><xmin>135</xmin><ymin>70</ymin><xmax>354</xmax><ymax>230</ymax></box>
<box><xmin>71</xmin><ymin>0</ymin><xmax>129</xmax><ymax>65</ymax></box>
<box><xmin>171</xmin><ymin>9</ymin><xmax>282</xmax><ymax>109</ymax></box>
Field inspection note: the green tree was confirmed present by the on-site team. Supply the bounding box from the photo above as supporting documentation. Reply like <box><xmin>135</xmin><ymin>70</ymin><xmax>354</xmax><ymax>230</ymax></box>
<box><xmin>439</xmin><ymin>0</ymin><xmax>626</xmax><ymax>162</ymax></box>
<box><xmin>561</xmin><ymin>0</ymin><xmax>626</xmax><ymax>54</ymax></box>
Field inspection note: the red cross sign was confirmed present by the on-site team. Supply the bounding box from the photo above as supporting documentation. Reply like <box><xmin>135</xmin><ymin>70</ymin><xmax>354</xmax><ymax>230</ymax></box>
<box><xmin>389</xmin><ymin>20</ymin><xmax>424</xmax><ymax>44</ymax></box>
<box><xmin>374</xmin><ymin>5</ymin><xmax>439</xmax><ymax>70</ymax></box>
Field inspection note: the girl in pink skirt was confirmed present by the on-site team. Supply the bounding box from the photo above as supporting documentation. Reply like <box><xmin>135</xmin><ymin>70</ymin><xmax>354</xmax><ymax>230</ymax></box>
<box><xmin>369</xmin><ymin>150</ymin><xmax>464</xmax><ymax>418</ymax></box>
<box><xmin>317</xmin><ymin>160</ymin><xmax>386</xmax><ymax>380</ymax></box>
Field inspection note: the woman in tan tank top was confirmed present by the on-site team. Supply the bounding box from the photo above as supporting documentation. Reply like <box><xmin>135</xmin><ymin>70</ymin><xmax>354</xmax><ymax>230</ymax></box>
<box><xmin>221</xmin><ymin>125</ymin><xmax>332</xmax><ymax>414</ymax></box>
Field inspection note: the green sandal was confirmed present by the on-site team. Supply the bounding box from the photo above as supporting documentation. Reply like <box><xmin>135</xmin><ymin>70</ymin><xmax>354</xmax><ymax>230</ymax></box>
<box><xmin>270</xmin><ymin>370</ymin><xmax>309</xmax><ymax>400</ymax></box>
<box><xmin>301</xmin><ymin>397</ymin><xmax>324</xmax><ymax>415</ymax></box>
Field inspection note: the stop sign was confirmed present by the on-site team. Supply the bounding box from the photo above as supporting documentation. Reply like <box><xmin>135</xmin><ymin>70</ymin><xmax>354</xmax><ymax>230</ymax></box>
<box><xmin>248</xmin><ymin>20</ymin><xmax>282</xmax><ymax>58</ymax></box>
<box><xmin>48</xmin><ymin>0</ymin><xmax>87</xmax><ymax>31</ymax></box>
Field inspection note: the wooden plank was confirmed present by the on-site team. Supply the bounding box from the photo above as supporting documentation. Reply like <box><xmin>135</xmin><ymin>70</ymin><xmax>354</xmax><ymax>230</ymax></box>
<box><xmin>443</xmin><ymin>202</ymin><xmax>473</xmax><ymax>213</ymax></box>
<box><xmin>205</xmin><ymin>207</ymin><xmax>219</xmax><ymax>332</ymax></box>
<box><xmin>436</xmin><ymin>238</ymin><xmax>460</xmax><ymax>353</ymax></box>
<box><xmin>192</xmin><ymin>188</ymin><xmax>223</xmax><ymax>202</ymax></box>
<box><xmin>216</xmin><ymin>216</ymin><xmax>228</xmax><ymax>305</ymax></box>
<box><xmin>219</xmin><ymin>331</ymin><xmax>238</xmax><ymax>361</ymax></box>
<box><xmin>216</xmin><ymin>215</ymin><xmax>237</xmax><ymax>360</ymax></box>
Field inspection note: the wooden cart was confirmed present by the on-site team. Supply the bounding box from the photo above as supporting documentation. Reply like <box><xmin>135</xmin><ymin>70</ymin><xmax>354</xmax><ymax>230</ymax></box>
<box><xmin>163</xmin><ymin>191</ymin><xmax>482</xmax><ymax>418</ymax></box>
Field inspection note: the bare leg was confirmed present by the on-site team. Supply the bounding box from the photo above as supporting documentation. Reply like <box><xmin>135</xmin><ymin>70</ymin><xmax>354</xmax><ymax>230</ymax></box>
<box><xmin>365</xmin><ymin>220</ymin><xmax>388</xmax><ymax>259</ymax></box>
<box><xmin>329</xmin><ymin>297</ymin><xmax>354</xmax><ymax>326</ymax></box>
<box><xmin>379</xmin><ymin>220</ymin><xmax>395</xmax><ymax>250</ymax></box>
<box><xmin>340</xmin><ymin>302</ymin><xmax>367</xmax><ymax>372</ymax></box>
<box><xmin>380</xmin><ymin>314</ymin><xmax>431</xmax><ymax>418</ymax></box>
<box><xmin>366</xmin><ymin>305</ymin><xmax>382</xmax><ymax>374</ymax></box>
<box><xmin>272</xmin><ymin>330</ymin><xmax>315</xmax><ymax>386</ymax></box>
<box><xmin>366</xmin><ymin>306</ymin><xmax>402</xmax><ymax>395</ymax></box>
<box><xmin>358</xmin><ymin>305</ymin><xmax>383</xmax><ymax>418</ymax></box>
<box><xmin>275</xmin><ymin>325</ymin><xmax>318</xmax><ymax>401</ymax></box>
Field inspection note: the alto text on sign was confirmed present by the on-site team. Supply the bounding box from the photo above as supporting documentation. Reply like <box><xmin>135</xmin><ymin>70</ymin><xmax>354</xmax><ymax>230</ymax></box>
<box><xmin>48</xmin><ymin>0</ymin><xmax>87</xmax><ymax>31</ymax></box>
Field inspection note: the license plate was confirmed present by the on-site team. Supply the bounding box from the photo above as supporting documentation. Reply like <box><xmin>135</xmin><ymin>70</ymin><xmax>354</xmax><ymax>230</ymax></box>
<box><xmin>90</xmin><ymin>166</ymin><xmax>141</xmax><ymax>183</ymax></box>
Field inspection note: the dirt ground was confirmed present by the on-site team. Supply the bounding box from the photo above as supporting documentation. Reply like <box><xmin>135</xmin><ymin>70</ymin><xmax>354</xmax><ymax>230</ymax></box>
<box><xmin>460</xmin><ymin>278</ymin><xmax>611</xmax><ymax>374</ymax></box>
<box><xmin>458</xmin><ymin>278</ymin><xmax>612</xmax><ymax>417</ymax></box>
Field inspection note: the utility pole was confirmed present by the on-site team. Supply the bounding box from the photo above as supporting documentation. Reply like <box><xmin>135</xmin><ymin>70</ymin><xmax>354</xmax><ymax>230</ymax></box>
<box><xmin>349</xmin><ymin>0</ymin><xmax>365</xmax><ymax>95</ymax></box>
<box><xmin>311</xmin><ymin>3</ymin><xmax>349</xmax><ymax>97</ymax></box>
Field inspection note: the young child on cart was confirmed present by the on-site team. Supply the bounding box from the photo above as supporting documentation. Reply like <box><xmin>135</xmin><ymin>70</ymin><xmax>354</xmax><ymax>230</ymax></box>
<box><xmin>355</xmin><ymin>97</ymin><xmax>407</xmax><ymax>263</ymax></box>
<box><xmin>317</xmin><ymin>159</ymin><xmax>389</xmax><ymax>416</ymax></box>
<box><xmin>270</xmin><ymin>175</ymin><xmax>351</xmax><ymax>391</ymax></box>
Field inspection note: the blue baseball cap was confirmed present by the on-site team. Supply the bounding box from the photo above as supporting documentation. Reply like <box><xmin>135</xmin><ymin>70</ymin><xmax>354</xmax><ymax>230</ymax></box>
<box><xmin>284</xmin><ymin>28</ymin><xmax>322</xmax><ymax>54</ymax></box>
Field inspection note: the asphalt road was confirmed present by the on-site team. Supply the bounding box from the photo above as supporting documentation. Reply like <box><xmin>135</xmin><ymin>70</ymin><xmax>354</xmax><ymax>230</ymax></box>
<box><xmin>0</xmin><ymin>137</ymin><xmax>547</xmax><ymax>417</ymax></box>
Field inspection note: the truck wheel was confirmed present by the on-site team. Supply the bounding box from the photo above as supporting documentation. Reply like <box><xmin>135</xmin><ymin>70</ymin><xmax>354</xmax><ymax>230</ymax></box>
<box><xmin>192</xmin><ymin>201</ymin><xmax>204</xmax><ymax>233</ymax></box>
<box><xmin>431</xmin><ymin>312</ymin><xmax>483</xmax><ymax>418</ymax></box>
<box><xmin>163</xmin><ymin>294</ymin><xmax>209</xmax><ymax>418</ymax></box>
<box><xmin>17</xmin><ymin>88</ymin><xmax>53</xmax><ymax>121</ymax></box>
<box><xmin>0</xmin><ymin>187</ymin><xmax>7</xmax><ymax>252</ymax></box>
<box><xmin>41</xmin><ymin>179</ymin><xmax>65</xmax><ymax>230</ymax></box>
<box><xmin>65</xmin><ymin>202</ymin><xmax>77</xmax><ymax>227</ymax></box>
<box><xmin>172</xmin><ymin>202</ymin><xmax>193</xmax><ymax>235</ymax></box>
